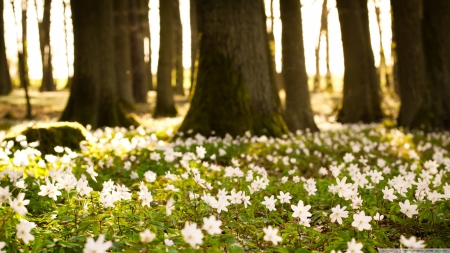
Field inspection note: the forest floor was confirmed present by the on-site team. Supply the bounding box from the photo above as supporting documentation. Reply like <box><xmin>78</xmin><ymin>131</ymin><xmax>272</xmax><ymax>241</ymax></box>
<box><xmin>0</xmin><ymin>86</ymin><xmax>399</xmax><ymax>131</ymax></box>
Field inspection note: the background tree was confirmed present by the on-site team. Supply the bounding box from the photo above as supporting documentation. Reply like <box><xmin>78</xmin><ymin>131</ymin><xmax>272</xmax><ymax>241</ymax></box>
<box><xmin>280</xmin><ymin>0</ymin><xmax>318</xmax><ymax>132</ymax></box>
<box><xmin>62</xmin><ymin>0</ymin><xmax>72</xmax><ymax>89</ymax></box>
<box><xmin>138</xmin><ymin>0</ymin><xmax>153</xmax><ymax>90</ymax></box>
<box><xmin>129</xmin><ymin>0</ymin><xmax>148</xmax><ymax>103</ymax></box>
<box><xmin>336</xmin><ymin>0</ymin><xmax>383</xmax><ymax>123</ymax></box>
<box><xmin>374</xmin><ymin>0</ymin><xmax>391</xmax><ymax>88</ymax></box>
<box><xmin>173</xmin><ymin>0</ymin><xmax>184</xmax><ymax>95</ymax></box>
<box><xmin>154</xmin><ymin>0</ymin><xmax>177</xmax><ymax>117</ymax></box>
<box><xmin>113</xmin><ymin>0</ymin><xmax>134</xmax><ymax>105</ymax></box>
<box><xmin>35</xmin><ymin>0</ymin><xmax>55</xmax><ymax>91</ymax></box>
<box><xmin>61</xmin><ymin>0</ymin><xmax>132</xmax><ymax>128</ymax></box>
<box><xmin>0</xmin><ymin>0</ymin><xmax>12</xmax><ymax>95</ymax></box>
<box><xmin>313</xmin><ymin>0</ymin><xmax>331</xmax><ymax>92</ymax></box>
<box><xmin>179</xmin><ymin>0</ymin><xmax>287</xmax><ymax>137</ymax></box>
<box><xmin>18</xmin><ymin>0</ymin><xmax>32</xmax><ymax>118</ymax></box>
<box><xmin>189</xmin><ymin>0</ymin><xmax>198</xmax><ymax>94</ymax></box>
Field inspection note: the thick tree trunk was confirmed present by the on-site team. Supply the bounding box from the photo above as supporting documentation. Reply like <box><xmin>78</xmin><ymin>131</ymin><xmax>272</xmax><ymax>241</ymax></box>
<box><xmin>61</xmin><ymin>0</ymin><xmax>132</xmax><ymax>128</ymax></box>
<box><xmin>0</xmin><ymin>0</ymin><xmax>12</xmax><ymax>95</ymax></box>
<box><xmin>173</xmin><ymin>0</ymin><xmax>184</xmax><ymax>95</ymax></box>
<box><xmin>154</xmin><ymin>0</ymin><xmax>177</xmax><ymax>117</ymax></box>
<box><xmin>113</xmin><ymin>0</ymin><xmax>134</xmax><ymax>105</ymax></box>
<box><xmin>336</xmin><ymin>0</ymin><xmax>383</xmax><ymax>123</ymax></box>
<box><xmin>189</xmin><ymin>0</ymin><xmax>198</xmax><ymax>95</ymax></box>
<box><xmin>129</xmin><ymin>0</ymin><xmax>148</xmax><ymax>103</ymax></box>
<box><xmin>280</xmin><ymin>0</ymin><xmax>318</xmax><ymax>132</ymax></box>
<box><xmin>392</xmin><ymin>0</ymin><xmax>429</xmax><ymax>129</ymax></box>
<box><xmin>37</xmin><ymin>0</ymin><xmax>55</xmax><ymax>91</ymax></box>
<box><xmin>139</xmin><ymin>0</ymin><xmax>153</xmax><ymax>91</ymax></box>
<box><xmin>178</xmin><ymin>0</ymin><xmax>288</xmax><ymax>137</ymax></box>
<box><xmin>421</xmin><ymin>0</ymin><xmax>450</xmax><ymax>129</ymax></box>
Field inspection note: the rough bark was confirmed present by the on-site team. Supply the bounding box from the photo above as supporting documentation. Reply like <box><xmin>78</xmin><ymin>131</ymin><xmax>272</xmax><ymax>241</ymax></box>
<box><xmin>113</xmin><ymin>0</ymin><xmax>134</xmax><ymax>105</ymax></box>
<box><xmin>392</xmin><ymin>0</ymin><xmax>429</xmax><ymax>129</ymax></box>
<box><xmin>173</xmin><ymin>0</ymin><xmax>184</xmax><ymax>95</ymax></box>
<box><xmin>61</xmin><ymin>0</ymin><xmax>132</xmax><ymax>128</ymax></box>
<box><xmin>129</xmin><ymin>0</ymin><xmax>148</xmax><ymax>103</ymax></box>
<box><xmin>178</xmin><ymin>0</ymin><xmax>288</xmax><ymax>137</ymax></box>
<box><xmin>37</xmin><ymin>0</ymin><xmax>55</xmax><ymax>91</ymax></box>
<box><xmin>0</xmin><ymin>0</ymin><xmax>12</xmax><ymax>95</ymax></box>
<box><xmin>190</xmin><ymin>0</ymin><xmax>198</xmax><ymax>95</ymax></box>
<box><xmin>154</xmin><ymin>0</ymin><xmax>177</xmax><ymax>117</ymax></box>
<box><xmin>139</xmin><ymin>0</ymin><xmax>153</xmax><ymax>90</ymax></box>
<box><xmin>280</xmin><ymin>0</ymin><xmax>318</xmax><ymax>132</ymax></box>
<box><xmin>336</xmin><ymin>0</ymin><xmax>383</xmax><ymax>123</ymax></box>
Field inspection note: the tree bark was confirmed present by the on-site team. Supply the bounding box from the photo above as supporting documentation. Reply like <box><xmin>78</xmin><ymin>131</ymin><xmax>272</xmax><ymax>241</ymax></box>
<box><xmin>37</xmin><ymin>0</ymin><xmax>55</xmax><ymax>91</ymax></box>
<box><xmin>129</xmin><ymin>0</ymin><xmax>148</xmax><ymax>103</ymax></box>
<box><xmin>336</xmin><ymin>0</ymin><xmax>383</xmax><ymax>123</ymax></box>
<box><xmin>154</xmin><ymin>0</ymin><xmax>177</xmax><ymax>117</ymax></box>
<box><xmin>178</xmin><ymin>0</ymin><xmax>288</xmax><ymax>137</ymax></box>
<box><xmin>190</xmin><ymin>0</ymin><xmax>198</xmax><ymax>95</ymax></box>
<box><xmin>20</xmin><ymin>0</ymin><xmax>32</xmax><ymax>119</ymax></box>
<box><xmin>138</xmin><ymin>0</ymin><xmax>153</xmax><ymax>90</ymax></box>
<box><xmin>280</xmin><ymin>0</ymin><xmax>318</xmax><ymax>132</ymax></box>
<box><xmin>173</xmin><ymin>0</ymin><xmax>184</xmax><ymax>95</ymax></box>
<box><xmin>313</xmin><ymin>0</ymin><xmax>329</xmax><ymax>92</ymax></box>
<box><xmin>113</xmin><ymin>0</ymin><xmax>134</xmax><ymax>105</ymax></box>
<box><xmin>62</xmin><ymin>0</ymin><xmax>72</xmax><ymax>89</ymax></box>
<box><xmin>374</xmin><ymin>0</ymin><xmax>391</xmax><ymax>89</ymax></box>
<box><xmin>61</xmin><ymin>0</ymin><xmax>132</xmax><ymax>128</ymax></box>
<box><xmin>0</xmin><ymin>0</ymin><xmax>12</xmax><ymax>95</ymax></box>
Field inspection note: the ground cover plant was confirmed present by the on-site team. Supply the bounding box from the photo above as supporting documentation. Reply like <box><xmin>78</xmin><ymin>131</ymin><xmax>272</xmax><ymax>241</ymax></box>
<box><xmin>0</xmin><ymin>119</ymin><xmax>449</xmax><ymax>252</ymax></box>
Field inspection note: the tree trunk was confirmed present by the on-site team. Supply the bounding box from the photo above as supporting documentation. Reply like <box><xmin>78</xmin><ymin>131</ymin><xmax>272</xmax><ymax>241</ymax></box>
<box><xmin>62</xmin><ymin>0</ymin><xmax>72</xmax><ymax>89</ymax></box>
<box><xmin>280</xmin><ymin>0</ymin><xmax>318</xmax><ymax>132</ymax></box>
<box><xmin>374</xmin><ymin>0</ymin><xmax>391</xmax><ymax>89</ymax></box>
<box><xmin>113</xmin><ymin>0</ymin><xmax>134</xmax><ymax>105</ymax></box>
<box><xmin>190</xmin><ymin>0</ymin><xmax>198</xmax><ymax>95</ymax></box>
<box><xmin>20</xmin><ymin>0</ymin><xmax>32</xmax><ymax>119</ymax></box>
<box><xmin>61</xmin><ymin>0</ymin><xmax>132</xmax><ymax>128</ymax></box>
<box><xmin>173</xmin><ymin>0</ymin><xmax>184</xmax><ymax>95</ymax></box>
<box><xmin>154</xmin><ymin>0</ymin><xmax>177</xmax><ymax>117</ymax></box>
<box><xmin>0</xmin><ymin>0</ymin><xmax>12</xmax><ymax>95</ymax></box>
<box><xmin>178</xmin><ymin>0</ymin><xmax>288</xmax><ymax>137</ymax></box>
<box><xmin>336</xmin><ymin>0</ymin><xmax>383</xmax><ymax>123</ymax></box>
<box><xmin>37</xmin><ymin>0</ymin><xmax>55</xmax><ymax>91</ymax></box>
<box><xmin>421</xmin><ymin>0</ymin><xmax>450</xmax><ymax>129</ymax></box>
<box><xmin>129</xmin><ymin>0</ymin><xmax>148</xmax><ymax>103</ymax></box>
<box><xmin>313</xmin><ymin>0</ymin><xmax>329</xmax><ymax>92</ymax></box>
<box><xmin>139</xmin><ymin>0</ymin><xmax>153</xmax><ymax>90</ymax></box>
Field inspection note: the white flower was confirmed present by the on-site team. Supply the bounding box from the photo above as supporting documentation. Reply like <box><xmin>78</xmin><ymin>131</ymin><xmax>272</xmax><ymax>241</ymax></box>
<box><xmin>83</xmin><ymin>234</ymin><xmax>112</xmax><ymax>253</ymax></box>
<box><xmin>16</xmin><ymin>220</ymin><xmax>36</xmax><ymax>244</ymax></box>
<box><xmin>76</xmin><ymin>178</ymin><xmax>93</xmax><ymax>197</ymax></box>
<box><xmin>144</xmin><ymin>171</ymin><xmax>157</xmax><ymax>183</ymax></box>
<box><xmin>181</xmin><ymin>222</ymin><xmax>203</xmax><ymax>248</ymax></box>
<box><xmin>261</xmin><ymin>195</ymin><xmax>277</xmax><ymax>211</ymax></box>
<box><xmin>373</xmin><ymin>212</ymin><xmax>384</xmax><ymax>221</ymax></box>
<box><xmin>39</xmin><ymin>178</ymin><xmax>62</xmax><ymax>200</ymax></box>
<box><xmin>140</xmin><ymin>229</ymin><xmax>156</xmax><ymax>243</ymax></box>
<box><xmin>263</xmin><ymin>226</ymin><xmax>282</xmax><ymax>245</ymax></box>
<box><xmin>0</xmin><ymin>241</ymin><xmax>5</xmax><ymax>253</ymax></box>
<box><xmin>229</xmin><ymin>190</ymin><xmax>243</xmax><ymax>204</ymax></box>
<box><xmin>196</xmin><ymin>146</ymin><xmax>206</xmax><ymax>159</ymax></box>
<box><xmin>202</xmin><ymin>215</ymin><xmax>222</xmax><ymax>235</ymax></box>
<box><xmin>0</xmin><ymin>186</ymin><xmax>11</xmax><ymax>204</ymax></box>
<box><xmin>291</xmin><ymin>200</ymin><xmax>311</xmax><ymax>220</ymax></box>
<box><xmin>330</xmin><ymin>204</ymin><xmax>348</xmax><ymax>224</ymax></box>
<box><xmin>277</xmin><ymin>191</ymin><xmax>292</xmax><ymax>204</ymax></box>
<box><xmin>382</xmin><ymin>186</ymin><xmax>397</xmax><ymax>202</ymax></box>
<box><xmin>351</xmin><ymin>211</ymin><xmax>372</xmax><ymax>231</ymax></box>
<box><xmin>9</xmin><ymin>193</ymin><xmax>30</xmax><ymax>215</ymax></box>
<box><xmin>165</xmin><ymin>238</ymin><xmax>174</xmax><ymax>246</ymax></box>
<box><xmin>166</xmin><ymin>198</ymin><xmax>175</xmax><ymax>216</ymax></box>
<box><xmin>400</xmin><ymin>235</ymin><xmax>425</xmax><ymax>248</ymax></box>
<box><xmin>346</xmin><ymin>238</ymin><xmax>363</xmax><ymax>253</ymax></box>
<box><xmin>399</xmin><ymin>200</ymin><xmax>418</xmax><ymax>218</ymax></box>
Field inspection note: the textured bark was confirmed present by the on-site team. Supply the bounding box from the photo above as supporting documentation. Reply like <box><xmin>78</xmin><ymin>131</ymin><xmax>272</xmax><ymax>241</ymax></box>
<box><xmin>190</xmin><ymin>0</ymin><xmax>198</xmax><ymax>94</ymax></box>
<box><xmin>154</xmin><ymin>0</ymin><xmax>177</xmax><ymax>117</ymax></box>
<box><xmin>61</xmin><ymin>0</ymin><xmax>132</xmax><ymax>128</ymax></box>
<box><xmin>178</xmin><ymin>0</ymin><xmax>288</xmax><ymax>137</ymax></box>
<box><xmin>173</xmin><ymin>0</ymin><xmax>184</xmax><ymax>95</ymax></box>
<box><xmin>336</xmin><ymin>0</ymin><xmax>383</xmax><ymax>123</ymax></box>
<box><xmin>113</xmin><ymin>0</ymin><xmax>134</xmax><ymax>105</ymax></box>
<box><xmin>37</xmin><ymin>0</ymin><xmax>55</xmax><ymax>91</ymax></box>
<box><xmin>129</xmin><ymin>0</ymin><xmax>148</xmax><ymax>103</ymax></box>
<box><xmin>139</xmin><ymin>0</ymin><xmax>153</xmax><ymax>90</ymax></box>
<box><xmin>392</xmin><ymin>0</ymin><xmax>428</xmax><ymax>129</ymax></box>
<box><xmin>280</xmin><ymin>0</ymin><xmax>318</xmax><ymax>132</ymax></box>
<box><xmin>0</xmin><ymin>0</ymin><xmax>12</xmax><ymax>95</ymax></box>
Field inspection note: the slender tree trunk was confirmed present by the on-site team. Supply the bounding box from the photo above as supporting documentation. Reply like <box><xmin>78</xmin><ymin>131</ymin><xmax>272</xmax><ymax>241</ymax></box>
<box><xmin>36</xmin><ymin>0</ymin><xmax>55</xmax><ymax>91</ymax></box>
<box><xmin>113</xmin><ymin>0</ymin><xmax>134</xmax><ymax>105</ymax></box>
<box><xmin>129</xmin><ymin>0</ymin><xmax>148</xmax><ymax>103</ymax></box>
<box><xmin>391</xmin><ymin>0</ymin><xmax>428</xmax><ymax>129</ymax></box>
<box><xmin>280</xmin><ymin>0</ymin><xmax>318</xmax><ymax>132</ymax></box>
<box><xmin>61</xmin><ymin>0</ymin><xmax>132</xmax><ymax>128</ymax></box>
<box><xmin>374</xmin><ymin>0</ymin><xmax>391</xmax><ymax>88</ymax></box>
<box><xmin>190</xmin><ymin>0</ymin><xmax>198</xmax><ymax>95</ymax></box>
<box><xmin>325</xmin><ymin>24</ymin><xmax>333</xmax><ymax>92</ymax></box>
<box><xmin>336</xmin><ymin>0</ymin><xmax>383</xmax><ymax>123</ymax></box>
<box><xmin>178</xmin><ymin>0</ymin><xmax>288</xmax><ymax>137</ymax></box>
<box><xmin>139</xmin><ymin>0</ymin><xmax>153</xmax><ymax>90</ymax></box>
<box><xmin>313</xmin><ymin>0</ymin><xmax>329</xmax><ymax>92</ymax></box>
<box><xmin>154</xmin><ymin>0</ymin><xmax>177</xmax><ymax>117</ymax></box>
<box><xmin>62</xmin><ymin>0</ymin><xmax>72</xmax><ymax>89</ymax></box>
<box><xmin>20</xmin><ymin>0</ymin><xmax>32</xmax><ymax>119</ymax></box>
<box><xmin>0</xmin><ymin>0</ymin><xmax>12</xmax><ymax>95</ymax></box>
<box><xmin>173</xmin><ymin>0</ymin><xmax>184</xmax><ymax>95</ymax></box>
